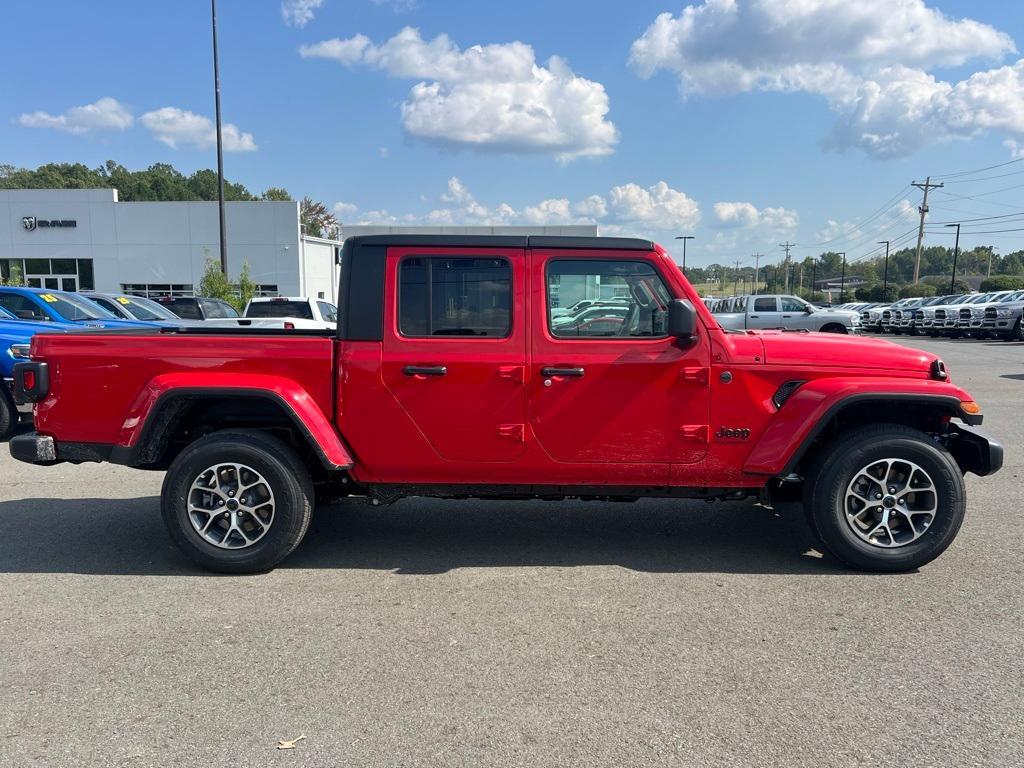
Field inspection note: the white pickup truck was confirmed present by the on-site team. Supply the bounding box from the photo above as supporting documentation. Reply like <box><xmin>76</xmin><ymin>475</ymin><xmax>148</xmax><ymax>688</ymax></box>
<box><xmin>242</xmin><ymin>297</ymin><xmax>338</xmax><ymax>330</ymax></box>
<box><xmin>714</xmin><ymin>294</ymin><xmax>860</xmax><ymax>333</ymax></box>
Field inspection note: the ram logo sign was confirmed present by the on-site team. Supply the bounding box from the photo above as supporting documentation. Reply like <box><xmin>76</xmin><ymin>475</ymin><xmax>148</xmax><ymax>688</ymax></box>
<box><xmin>22</xmin><ymin>216</ymin><xmax>76</xmax><ymax>231</ymax></box>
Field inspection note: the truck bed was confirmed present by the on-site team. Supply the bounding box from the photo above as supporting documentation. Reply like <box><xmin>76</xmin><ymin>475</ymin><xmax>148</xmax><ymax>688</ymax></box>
<box><xmin>30</xmin><ymin>331</ymin><xmax>337</xmax><ymax>447</ymax></box>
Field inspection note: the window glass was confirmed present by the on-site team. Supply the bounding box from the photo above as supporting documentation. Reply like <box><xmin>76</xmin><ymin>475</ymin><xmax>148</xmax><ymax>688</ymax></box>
<box><xmin>754</xmin><ymin>297</ymin><xmax>777</xmax><ymax>312</ymax></box>
<box><xmin>317</xmin><ymin>301</ymin><xmax>338</xmax><ymax>323</ymax></box>
<box><xmin>203</xmin><ymin>300</ymin><xmax>239</xmax><ymax>319</ymax></box>
<box><xmin>0</xmin><ymin>293</ymin><xmax>53</xmax><ymax>321</ymax></box>
<box><xmin>246</xmin><ymin>300</ymin><xmax>315</xmax><ymax>319</ymax></box>
<box><xmin>546</xmin><ymin>260</ymin><xmax>671</xmax><ymax>339</ymax></box>
<box><xmin>117</xmin><ymin>296</ymin><xmax>180</xmax><ymax>321</ymax></box>
<box><xmin>77</xmin><ymin>260</ymin><xmax>95</xmax><ymax>290</ymax></box>
<box><xmin>399</xmin><ymin>257</ymin><xmax>511</xmax><ymax>337</ymax></box>
<box><xmin>88</xmin><ymin>297</ymin><xmax>124</xmax><ymax>317</ymax></box>
<box><xmin>52</xmin><ymin>259</ymin><xmax>77</xmax><ymax>275</ymax></box>
<box><xmin>44</xmin><ymin>291</ymin><xmax>115</xmax><ymax>321</ymax></box>
<box><xmin>24</xmin><ymin>259</ymin><xmax>50</xmax><ymax>275</ymax></box>
<box><xmin>165</xmin><ymin>300</ymin><xmax>202</xmax><ymax>319</ymax></box>
<box><xmin>780</xmin><ymin>296</ymin><xmax>808</xmax><ymax>312</ymax></box>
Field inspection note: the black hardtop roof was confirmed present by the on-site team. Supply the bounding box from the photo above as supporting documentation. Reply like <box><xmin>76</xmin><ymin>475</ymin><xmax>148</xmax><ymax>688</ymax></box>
<box><xmin>341</xmin><ymin>234</ymin><xmax>655</xmax><ymax>253</ymax></box>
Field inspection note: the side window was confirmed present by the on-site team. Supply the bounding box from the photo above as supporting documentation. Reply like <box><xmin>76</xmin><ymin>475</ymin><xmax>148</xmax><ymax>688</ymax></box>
<box><xmin>547</xmin><ymin>260</ymin><xmax>672</xmax><ymax>339</ymax></box>
<box><xmin>0</xmin><ymin>293</ymin><xmax>53</xmax><ymax>321</ymax></box>
<box><xmin>90</xmin><ymin>297</ymin><xmax>121</xmax><ymax>317</ymax></box>
<box><xmin>780</xmin><ymin>296</ymin><xmax>807</xmax><ymax>312</ymax></box>
<box><xmin>754</xmin><ymin>297</ymin><xmax>777</xmax><ymax>312</ymax></box>
<box><xmin>202</xmin><ymin>300</ymin><xmax>238</xmax><ymax>319</ymax></box>
<box><xmin>399</xmin><ymin>257</ymin><xmax>511</xmax><ymax>337</ymax></box>
<box><xmin>317</xmin><ymin>301</ymin><xmax>338</xmax><ymax>323</ymax></box>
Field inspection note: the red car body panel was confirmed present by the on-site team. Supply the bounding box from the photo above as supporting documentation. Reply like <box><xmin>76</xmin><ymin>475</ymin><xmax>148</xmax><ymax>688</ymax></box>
<box><xmin>24</xmin><ymin>241</ymin><xmax>981</xmax><ymax>491</ymax></box>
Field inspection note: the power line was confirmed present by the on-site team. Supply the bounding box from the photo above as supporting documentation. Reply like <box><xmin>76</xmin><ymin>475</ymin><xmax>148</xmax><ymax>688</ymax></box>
<box><xmin>932</xmin><ymin>157</ymin><xmax>1024</xmax><ymax>180</ymax></box>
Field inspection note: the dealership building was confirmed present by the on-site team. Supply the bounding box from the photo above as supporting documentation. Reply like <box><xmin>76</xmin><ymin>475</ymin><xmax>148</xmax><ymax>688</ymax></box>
<box><xmin>0</xmin><ymin>189</ymin><xmax>597</xmax><ymax>302</ymax></box>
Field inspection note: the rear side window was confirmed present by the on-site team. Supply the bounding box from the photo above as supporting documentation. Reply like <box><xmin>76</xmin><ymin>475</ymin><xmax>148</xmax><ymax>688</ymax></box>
<box><xmin>754</xmin><ymin>297</ymin><xmax>776</xmax><ymax>312</ymax></box>
<box><xmin>399</xmin><ymin>257</ymin><xmax>511</xmax><ymax>337</ymax></box>
<box><xmin>202</xmin><ymin>300</ymin><xmax>239</xmax><ymax>319</ymax></box>
<box><xmin>317</xmin><ymin>301</ymin><xmax>338</xmax><ymax>323</ymax></box>
<box><xmin>546</xmin><ymin>260</ymin><xmax>671</xmax><ymax>339</ymax></box>
<box><xmin>247</xmin><ymin>300</ymin><xmax>315</xmax><ymax>320</ymax></box>
<box><xmin>166</xmin><ymin>300</ymin><xmax>202</xmax><ymax>320</ymax></box>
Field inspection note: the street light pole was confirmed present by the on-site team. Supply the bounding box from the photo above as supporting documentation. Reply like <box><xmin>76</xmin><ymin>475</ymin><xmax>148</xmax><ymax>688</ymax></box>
<box><xmin>878</xmin><ymin>240</ymin><xmax>890</xmax><ymax>294</ymax></box>
<box><xmin>674</xmin><ymin>235</ymin><xmax>695</xmax><ymax>275</ymax></box>
<box><xmin>945</xmin><ymin>223</ymin><xmax>961</xmax><ymax>294</ymax></box>
<box><xmin>211</xmin><ymin>0</ymin><xmax>228</xmax><ymax>275</ymax></box>
<box><xmin>838</xmin><ymin>252</ymin><xmax>847</xmax><ymax>302</ymax></box>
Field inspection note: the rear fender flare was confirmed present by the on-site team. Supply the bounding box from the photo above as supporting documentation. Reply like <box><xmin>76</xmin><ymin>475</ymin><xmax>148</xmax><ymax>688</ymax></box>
<box><xmin>114</xmin><ymin>372</ymin><xmax>353</xmax><ymax>469</ymax></box>
<box><xmin>743</xmin><ymin>379</ymin><xmax>977</xmax><ymax>477</ymax></box>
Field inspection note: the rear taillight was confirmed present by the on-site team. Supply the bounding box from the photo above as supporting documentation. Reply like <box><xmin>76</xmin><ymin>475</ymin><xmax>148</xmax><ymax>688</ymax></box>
<box><xmin>284</xmin><ymin>321</ymin><xmax>295</xmax><ymax>329</ymax></box>
<box><xmin>13</xmin><ymin>361</ymin><xmax>49</xmax><ymax>403</ymax></box>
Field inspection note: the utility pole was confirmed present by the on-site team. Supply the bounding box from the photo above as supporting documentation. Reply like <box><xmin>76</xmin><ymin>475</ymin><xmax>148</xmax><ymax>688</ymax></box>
<box><xmin>810</xmin><ymin>257</ymin><xmax>816</xmax><ymax>301</ymax></box>
<box><xmin>878</xmin><ymin>240</ymin><xmax>890</xmax><ymax>294</ymax></box>
<box><xmin>211</xmin><ymin>0</ymin><xmax>228</xmax><ymax>275</ymax></box>
<box><xmin>945</xmin><ymin>223</ymin><xmax>961</xmax><ymax>294</ymax></box>
<box><xmin>675</xmin><ymin>235</ymin><xmax>695</xmax><ymax>275</ymax></box>
<box><xmin>751</xmin><ymin>253</ymin><xmax>763</xmax><ymax>294</ymax></box>
<box><xmin>912</xmin><ymin>177</ymin><xmax>943</xmax><ymax>284</ymax></box>
<box><xmin>779</xmin><ymin>242</ymin><xmax>794</xmax><ymax>292</ymax></box>
<box><xmin>986</xmin><ymin>246</ymin><xmax>994</xmax><ymax>278</ymax></box>
<box><xmin>733</xmin><ymin>257</ymin><xmax>741</xmax><ymax>294</ymax></box>
<box><xmin>838</xmin><ymin>252</ymin><xmax>847</xmax><ymax>302</ymax></box>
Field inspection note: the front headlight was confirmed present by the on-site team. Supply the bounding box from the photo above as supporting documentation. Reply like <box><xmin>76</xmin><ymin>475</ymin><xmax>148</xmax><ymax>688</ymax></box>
<box><xmin>997</xmin><ymin>308</ymin><xmax>1012</xmax><ymax>317</ymax></box>
<box><xmin>9</xmin><ymin>343</ymin><xmax>30</xmax><ymax>359</ymax></box>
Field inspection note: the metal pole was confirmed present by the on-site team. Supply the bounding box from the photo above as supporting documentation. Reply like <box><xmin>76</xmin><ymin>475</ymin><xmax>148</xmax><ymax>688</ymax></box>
<box><xmin>675</xmin><ymin>236</ymin><xmax>694</xmax><ymax>275</ymax></box>
<box><xmin>810</xmin><ymin>258</ymin><xmax>816</xmax><ymax>302</ymax></box>
<box><xmin>212</xmin><ymin>0</ymin><xmax>228</xmax><ymax>275</ymax></box>
<box><xmin>947</xmin><ymin>223</ymin><xmax>961</xmax><ymax>294</ymax></box>
<box><xmin>879</xmin><ymin>240</ymin><xmax>890</xmax><ymax>294</ymax></box>
<box><xmin>839</xmin><ymin>252</ymin><xmax>846</xmax><ymax>301</ymax></box>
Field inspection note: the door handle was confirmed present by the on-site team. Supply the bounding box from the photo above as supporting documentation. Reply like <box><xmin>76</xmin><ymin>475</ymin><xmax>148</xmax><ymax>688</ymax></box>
<box><xmin>403</xmin><ymin>365</ymin><xmax>447</xmax><ymax>377</ymax></box>
<box><xmin>750</xmin><ymin>315</ymin><xmax>759</xmax><ymax>319</ymax></box>
<box><xmin>541</xmin><ymin>366</ymin><xmax>584</xmax><ymax>378</ymax></box>
<box><xmin>782</xmin><ymin>314</ymin><xmax>792</xmax><ymax>318</ymax></box>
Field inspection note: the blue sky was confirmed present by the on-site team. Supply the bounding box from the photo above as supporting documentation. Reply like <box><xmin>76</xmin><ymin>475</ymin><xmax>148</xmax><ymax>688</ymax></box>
<box><xmin>4</xmin><ymin>0</ymin><xmax>1024</xmax><ymax>269</ymax></box>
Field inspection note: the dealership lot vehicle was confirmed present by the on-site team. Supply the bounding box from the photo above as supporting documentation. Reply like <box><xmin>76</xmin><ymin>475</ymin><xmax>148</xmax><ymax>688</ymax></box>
<box><xmin>11</xmin><ymin>235</ymin><xmax>1000</xmax><ymax>574</ymax></box>
<box><xmin>244</xmin><ymin>296</ymin><xmax>338</xmax><ymax>330</ymax></box>
<box><xmin>0</xmin><ymin>286</ymin><xmax>158</xmax><ymax>329</ymax></box>
<box><xmin>714</xmin><ymin>293</ymin><xmax>860</xmax><ymax>333</ymax></box>
<box><xmin>0</xmin><ymin>334</ymin><xmax>1020</xmax><ymax>767</ymax></box>
<box><xmin>157</xmin><ymin>296</ymin><xmax>240</xmax><ymax>320</ymax></box>
<box><xmin>983</xmin><ymin>292</ymin><xmax>1024</xmax><ymax>339</ymax></box>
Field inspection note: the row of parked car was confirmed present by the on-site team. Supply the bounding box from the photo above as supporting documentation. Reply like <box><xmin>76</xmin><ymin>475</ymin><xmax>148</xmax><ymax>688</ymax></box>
<box><xmin>844</xmin><ymin>290</ymin><xmax>1024</xmax><ymax>340</ymax></box>
<box><xmin>0</xmin><ymin>285</ymin><xmax>339</xmax><ymax>439</ymax></box>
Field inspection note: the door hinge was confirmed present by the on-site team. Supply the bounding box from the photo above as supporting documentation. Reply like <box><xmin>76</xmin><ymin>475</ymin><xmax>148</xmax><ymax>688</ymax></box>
<box><xmin>497</xmin><ymin>365</ymin><xmax>525</xmax><ymax>383</ymax></box>
<box><xmin>497</xmin><ymin>423</ymin><xmax>525</xmax><ymax>442</ymax></box>
<box><xmin>680</xmin><ymin>367</ymin><xmax>709</xmax><ymax>385</ymax></box>
<box><xmin>680</xmin><ymin>425</ymin><xmax>709</xmax><ymax>443</ymax></box>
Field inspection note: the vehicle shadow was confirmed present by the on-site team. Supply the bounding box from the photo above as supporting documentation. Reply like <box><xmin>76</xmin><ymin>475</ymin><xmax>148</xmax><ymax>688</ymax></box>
<box><xmin>0</xmin><ymin>494</ymin><xmax>858</xmax><ymax>576</ymax></box>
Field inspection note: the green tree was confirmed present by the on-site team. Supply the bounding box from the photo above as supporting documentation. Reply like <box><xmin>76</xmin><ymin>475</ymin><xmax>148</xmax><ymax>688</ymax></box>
<box><xmin>236</xmin><ymin>262</ymin><xmax>257</xmax><ymax>311</ymax></box>
<box><xmin>980</xmin><ymin>275</ymin><xmax>1024</xmax><ymax>292</ymax></box>
<box><xmin>261</xmin><ymin>187</ymin><xmax>292</xmax><ymax>201</ymax></box>
<box><xmin>0</xmin><ymin>262</ymin><xmax>24</xmax><ymax>287</ymax></box>
<box><xmin>300</xmin><ymin>197</ymin><xmax>339</xmax><ymax>239</ymax></box>
<box><xmin>898</xmin><ymin>283</ymin><xmax>937</xmax><ymax>298</ymax></box>
<box><xmin>198</xmin><ymin>257</ymin><xmax>233</xmax><ymax>302</ymax></box>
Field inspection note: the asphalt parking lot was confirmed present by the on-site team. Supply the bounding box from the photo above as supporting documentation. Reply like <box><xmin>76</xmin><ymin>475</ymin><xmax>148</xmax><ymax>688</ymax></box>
<box><xmin>1</xmin><ymin>336</ymin><xmax>1021</xmax><ymax>768</ymax></box>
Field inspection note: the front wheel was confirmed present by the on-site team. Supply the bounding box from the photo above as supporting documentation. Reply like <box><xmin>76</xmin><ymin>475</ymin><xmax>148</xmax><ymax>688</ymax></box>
<box><xmin>161</xmin><ymin>429</ymin><xmax>314</xmax><ymax>573</ymax></box>
<box><xmin>803</xmin><ymin>424</ymin><xmax>966</xmax><ymax>572</ymax></box>
<box><xmin>820</xmin><ymin>323</ymin><xmax>848</xmax><ymax>334</ymax></box>
<box><xmin>0</xmin><ymin>391</ymin><xmax>13</xmax><ymax>441</ymax></box>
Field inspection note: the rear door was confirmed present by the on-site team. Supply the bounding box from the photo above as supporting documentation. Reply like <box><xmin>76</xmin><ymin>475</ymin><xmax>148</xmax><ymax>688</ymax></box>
<box><xmin>528</xmin><ymin>249</ymin><xmax>711</xmax><ymax>464</ymax></box>
<box><xmin>381</xmin><ymin>246</ymin><xmax>527</xmax><ymax>462</ymax></box>
<box><xmin>747</xmin><ymin>296</ymin><xmax>782</xmax><ymax>328</ymax></box>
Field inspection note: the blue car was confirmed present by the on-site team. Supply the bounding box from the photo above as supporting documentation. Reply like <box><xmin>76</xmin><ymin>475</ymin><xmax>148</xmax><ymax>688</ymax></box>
<box><xmin>0</xmin><ymin>305</ymin><xmax>74</xmax><ymax>438</ymax></box>
<box><xmin>0</xmin><ymin>286</ymin><xmax>159</xmax><ymax>329</ymax></box>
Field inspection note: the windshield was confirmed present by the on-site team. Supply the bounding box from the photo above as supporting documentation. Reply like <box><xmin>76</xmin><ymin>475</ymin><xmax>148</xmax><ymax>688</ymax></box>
<box><xmin>116</xmin><ymin>295</ymin><xmax>181</xmax><ymax>321</ymax></box>
<box><xmin>44</xmin><ymin>291</ymin><xmax>117</xmax><ymax>321</ymax></box>
<box><xmin>245</xmin><ymin>300</ymin><xmax>314</xmax><ymax>319</ymax></box>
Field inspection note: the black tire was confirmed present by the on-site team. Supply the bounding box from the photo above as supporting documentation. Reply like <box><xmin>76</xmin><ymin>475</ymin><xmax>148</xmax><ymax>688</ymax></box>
<box><xmin>0</xmin><ymin>391</ymin><xmax>13</xmax><ymax>441</ymax></box>
<box><xmin>820</xmin><ymin>323</ymin><xmax>848</xmax><ymax>334</ymax></box>
<box><xmin>161</xmin><ymin>429</ymin><xmax>314</xmax><ymax>573</ymax></box>
<box><xmin>1009</xmin><ymin>319</ymin><xmax>1023</xmax><ymax>342</ymax></box>
<box><xmin>803</xmin><ymin>424</ymin><xmax>966</xmax><ymax>572</ymax></box>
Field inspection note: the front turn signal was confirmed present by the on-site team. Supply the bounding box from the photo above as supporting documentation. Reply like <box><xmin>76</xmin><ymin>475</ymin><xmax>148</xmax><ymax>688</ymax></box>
<box><xmin>961</xmin><ymin>401</ymin><xmax>981</xmax><ymax>415</ymax></box>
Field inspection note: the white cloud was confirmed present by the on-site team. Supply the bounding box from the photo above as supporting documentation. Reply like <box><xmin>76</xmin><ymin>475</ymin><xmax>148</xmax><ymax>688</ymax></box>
<box><xmin>139</xmin><ymin>107</ymin><xmax>257</xmax><ymax>152</ymax></box>
<box><xmin>607</xmin><ymin>182</ymin><xmax>700</xmax><ymax>230</ymax></box>
<box><xmin>630</xmin><ymin>0</ymin><xmax>1024</xmax><ymax>158</ymax></box>
<box><xmin>17</xmin><ymin>97</ymin><xmax>133</xmax><ymax>134</ymax></box>
<box><xmin>282</xmin><ymin>0</ymin><xmax>324</xmax><ymax>28</ymax></box>
<box><xmin>714</xmin><ymin>201</ymin><xmax>798</xmax><ymax>231</ymax></box>
<box><xmin>336</xmin><ymin>177</ymin><xmax>699</xmax><ymax>233</ymax></box>
<box><xmin>300</xmin><ymin>27</ymin><xmax>617</xmax><ymax>162</ymax></box>
<box><xmin>333</xmin><ymin>201</ymin><xmax>359</xmax><ymax>219</ymax></box>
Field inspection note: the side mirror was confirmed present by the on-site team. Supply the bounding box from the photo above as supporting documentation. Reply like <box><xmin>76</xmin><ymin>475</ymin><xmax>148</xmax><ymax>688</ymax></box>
<box><xmin>805</xmin><ymin>306</ymin><xmax>815</xmax><ymax>314</ymax></box>
<box><xmin>667</xmin><ymin>299</ymin><xmax>697</xmax><ymax>342</ymax></box>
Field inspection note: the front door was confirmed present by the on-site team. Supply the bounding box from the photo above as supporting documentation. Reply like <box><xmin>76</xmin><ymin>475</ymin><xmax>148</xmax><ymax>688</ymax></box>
<box><xmin>529</xmin><ymin>251</ymin><xmax>711</xmax><ymax>464</ymax></box>
<box><xmin>747</xmin><ymin>296</ymin><xmax>783</xmax><ymax>328</ymax></box>
<box><xmin>381</xmin><ymin>246</ymin><xmax>528</xmax><ymax>462</ymax></box>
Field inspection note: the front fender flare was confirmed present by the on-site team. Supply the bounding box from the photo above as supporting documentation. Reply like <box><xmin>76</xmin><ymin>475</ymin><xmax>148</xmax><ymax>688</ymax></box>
<box><xmin>114</xmin><ymin>372</ymin><xmax>353</xmax><ymax>469</ymax></box>
<box><xmin>743</xmin><ymin>378</ymin><xmax>978</xmax><ymax>477</ymax></box>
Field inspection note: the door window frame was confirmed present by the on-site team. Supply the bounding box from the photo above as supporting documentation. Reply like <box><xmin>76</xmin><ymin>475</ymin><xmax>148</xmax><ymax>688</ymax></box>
<box><xmin>543</xmin><ymin>257</ymin><xmax>675</xmax><ymax>342</ymax></box>
<box><xmin>395</xmin><ymin>254</ymin><xmax>515</xmax><ymax>341</ymax></box>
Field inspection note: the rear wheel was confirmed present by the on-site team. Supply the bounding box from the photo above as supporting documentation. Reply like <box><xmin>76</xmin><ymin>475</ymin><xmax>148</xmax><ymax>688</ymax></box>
<box><xmin>803</xmin><ymin>424</ymin><xmax>965</xmax><ymax>572</ymax></box>
<box><xmin>1008</xmin><ymin>319</ymin><xmax>1023</xmax><ymax>341</ymax></box>
<box><xmin>161</xmin><ymin>429</ymin><xmax>314</xmax><ymax>573</ymax></box>
<box><xmin>0</xmin><ymin>391</ymin><xmax>13</xmax><ymax>441</ymax></box>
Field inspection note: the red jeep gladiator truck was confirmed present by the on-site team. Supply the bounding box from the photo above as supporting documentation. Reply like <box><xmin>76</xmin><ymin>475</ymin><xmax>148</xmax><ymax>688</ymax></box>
<box><xmin>10</xmin><ymin>235</ymin><xmax>1001</xmax><ymax>573</ymax></box>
